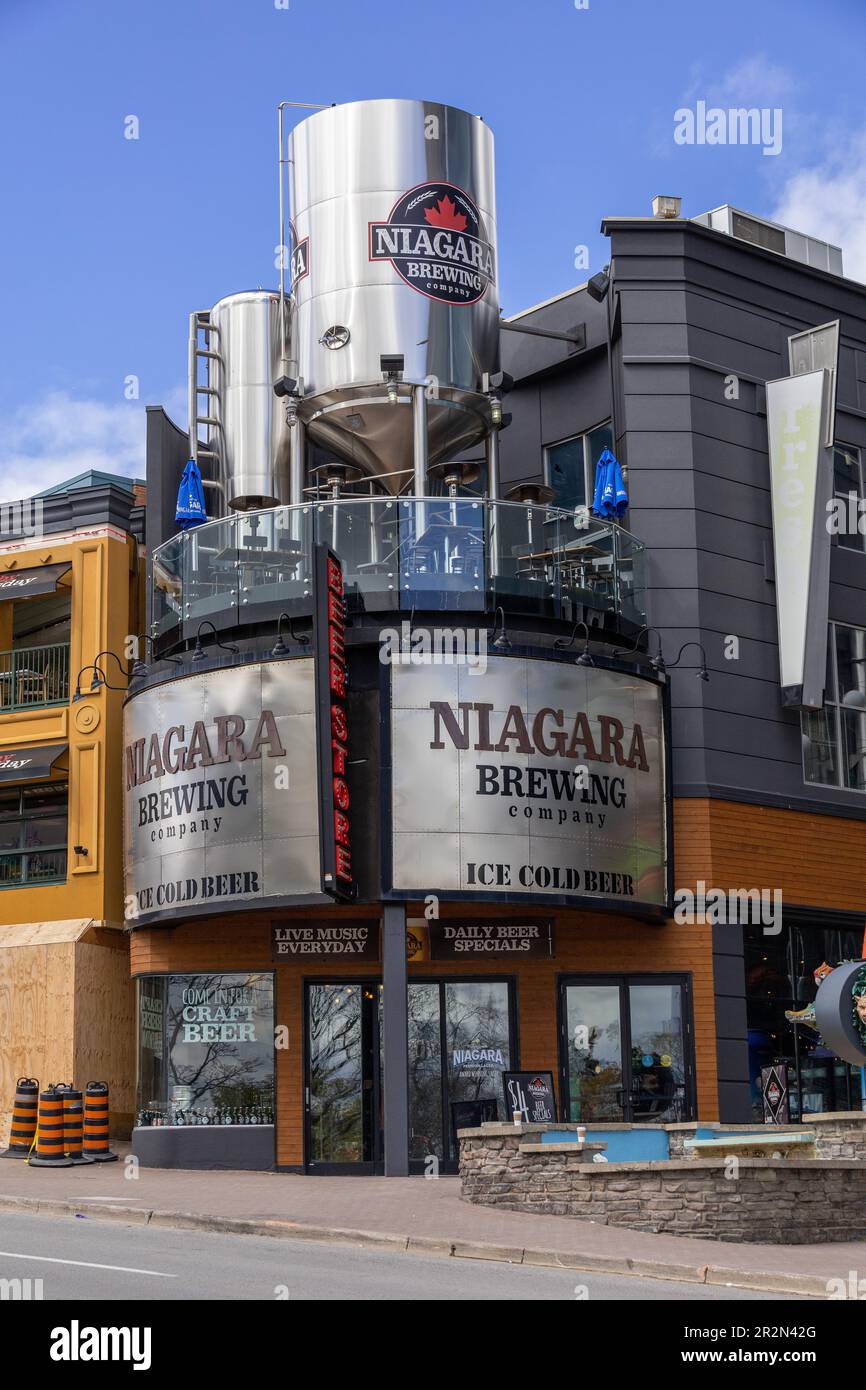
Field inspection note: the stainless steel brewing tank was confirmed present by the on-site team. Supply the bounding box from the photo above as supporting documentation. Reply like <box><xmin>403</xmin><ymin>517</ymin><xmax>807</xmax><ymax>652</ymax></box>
<box><xmin>289</xmin><ymin>99</ymin><xmax>500</xmax><ymax>493</ymax></box>
<box><xmin>208</xmin><ymin>291</ymin><xmax>292</xmax><ymax>510</ymax></box>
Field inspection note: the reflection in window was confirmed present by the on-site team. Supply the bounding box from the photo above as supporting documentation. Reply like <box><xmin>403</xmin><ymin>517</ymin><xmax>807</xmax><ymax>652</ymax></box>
<box><xmin>802</xmin><ymin>623</ymin><xmax>866</xmax><ymax>791</ymax></box>
<box><xmin>545</xmin><ymin>422</ymin><xmax>614</xmax><ymax>512</ymax></box>
<box><xmin>833</xmin><ymin>445</ymin><xmax>865</xmax><ymax>554</ymax></box>
<box><xmin>408</xmin><ymin>983</ymin><xmax>443</xmax><ymax>1162</ymax></box>
<box><xmin>0</xmin><ymin>780</ymin><xmax>67</xmax><ymax>885</ymax></box>
<box><xmin>744</xmin><ymin>922</ymin><xmax>862</xmax><ymax>1119</ymax></box>
<box><xmin>136</xmin><ymin>973</ymin><xmax>274</xmax><ymax>1127</ymax></box>
<box><xmin>565</xmin><ymin>985</ymin><xmax>623</xmax><ymax>1120</ymax></box>
<box><xmin>308</xmin><ymin>983</ymin><xmax>365</xmax><ymax>1163</ymax></box>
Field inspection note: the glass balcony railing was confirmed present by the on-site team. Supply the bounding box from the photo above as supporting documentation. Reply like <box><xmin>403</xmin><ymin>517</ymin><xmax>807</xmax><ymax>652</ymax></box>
<box><xmin>0</xmin><ymin>643</ymin><xmax>70</xmax><ymax>709</ymax></box>
<box><xmin>151</xmin><ymin>499</ymin><xmax>645</xmax><ymax>646</ymax></box>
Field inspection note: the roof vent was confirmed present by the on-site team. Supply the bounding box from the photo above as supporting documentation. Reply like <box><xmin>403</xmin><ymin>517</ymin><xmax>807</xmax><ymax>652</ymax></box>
<box><xmin>693</xmin><ymin>204</ymin><xmax>843</xmax><ymax>275</ymax></box>
<box><xmin>652</xmin><ymin>195</ymin><xmax>681</xmax><ymax>219</ymax></box>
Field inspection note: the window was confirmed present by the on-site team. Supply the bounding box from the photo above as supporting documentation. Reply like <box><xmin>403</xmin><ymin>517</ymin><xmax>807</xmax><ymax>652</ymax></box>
<box><xmin>802</xmin><ymin>623</ymin><xmax>866</xmax><ymax>790</ymax></box>
<box><xmin>544</xmin><ymin>421</ymin><xmax>614</xmax><ymax>512</ymax></box>
<box><xmin>0</xmin><ymin>780</ymin><xmax>67</xmax><ymax>885</ymax></box>
<box><xmin>136</xmin><ymin>973</ymin><xmax>275</xmax><ymax>1127</ymax></box>
<box><xmin>744</xmin><ymin>921</ymin><xmax>863</xmax><ymax>1119</ymax></box>
<box><xmin>559</xmin><ymin>975</ymin><xmax>694</xmax><ymax>1123</ymax></box>
<box><xmin>832</xmin><ymin>444</ymin><xmax>865</xmax><ymax>553</ymax></box>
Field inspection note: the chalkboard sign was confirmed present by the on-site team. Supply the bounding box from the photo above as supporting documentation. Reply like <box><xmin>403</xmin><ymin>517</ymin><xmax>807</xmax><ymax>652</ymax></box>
<box><xmin>502</xmin><ymin>1071</ymin><xmax>557</xmax><ymax>1124</ymax></box>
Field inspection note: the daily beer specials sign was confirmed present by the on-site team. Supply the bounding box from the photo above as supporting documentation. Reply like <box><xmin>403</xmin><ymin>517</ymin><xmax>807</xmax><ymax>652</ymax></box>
<box><xmin>123</xmin><ymin>660</ymin><xmax>324</xmax><ymax>925</ymax></box>
<box><xmin>389</xmin><ymin>656</ymin><xmax>667</xmax><ymax>908</ymax></box>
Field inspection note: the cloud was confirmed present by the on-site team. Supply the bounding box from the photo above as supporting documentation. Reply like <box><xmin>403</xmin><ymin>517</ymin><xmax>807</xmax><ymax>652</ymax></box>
<box><xmin>0</xmin><ymin>388</ymin><xmax>185</xmax><ymax>503</ymax></box>
<box><xmin>653</xmin><ymin>53</ymin><xmax>798</xmax><ymax>162</ymax></box>
<box><xmin>711</xmin><ymin>55</ymin><xmax>794</xmax><ymax>107</ymax></box>
<box><xmin>679</xmin><ymin>54</ymin><xmax>795</xmax><ymax>111</ymax></box>
<box><xmin>772</xmin><ymin>134</ymin><xmax>866</xmax><ymax>283</ymax></box>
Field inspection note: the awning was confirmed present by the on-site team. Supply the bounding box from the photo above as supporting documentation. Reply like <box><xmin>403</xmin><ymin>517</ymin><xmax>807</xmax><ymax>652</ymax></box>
<box><xmin>0</xmin><ymin>742</ymin><xmax>68</xmax><ymax>783</ymax></box>
<box><xmin>0</xmin><ymin>562</ymin><xmax>71</xmax><ymax>600</ymax></box>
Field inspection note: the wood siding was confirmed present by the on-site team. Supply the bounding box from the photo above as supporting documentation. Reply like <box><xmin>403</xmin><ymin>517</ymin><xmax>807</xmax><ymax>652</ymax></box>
<box><xmin>130</xmin><ymin>901</ymin><xmax>717</xmax><ymax>1168</ymax></box>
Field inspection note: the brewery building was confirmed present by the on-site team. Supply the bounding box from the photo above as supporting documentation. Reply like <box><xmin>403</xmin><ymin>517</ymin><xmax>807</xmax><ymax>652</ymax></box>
<box><xmin>125</xmin><ymin>98</ymin><xmax>866</xmax><ymax>1173</ymax></box>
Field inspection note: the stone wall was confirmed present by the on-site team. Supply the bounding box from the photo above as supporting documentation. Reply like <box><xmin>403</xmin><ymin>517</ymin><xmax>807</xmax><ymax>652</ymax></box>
<box><xmin>803</xmin><ymin>1113</ymin><xmax>866</xmax><ymax>1160</ymax></box>
<box><xmin>459</xmin><ymin>1125</ymin><xmax>866</xmax><ymax>1243</ymax></box>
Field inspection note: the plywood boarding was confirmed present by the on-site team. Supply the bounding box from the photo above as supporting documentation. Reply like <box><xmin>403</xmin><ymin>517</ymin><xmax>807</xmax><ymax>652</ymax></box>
<box><xmin>0</xmin><ymin>919</ymin><xmax>93</xmax><ymax>949</ymax></box>
<box><xmin>130</xmin><ymin>903</ymin><xmax>718</xmax><ymax>1169</ymax></box>
<box><xmin>0</xmin><ymin>941</ymin><xmax>75</xmax><ymax>1146</ymax></box>
<box><xmin>0</xmin><ymin>930</ymin><xmax>132</xmax><ymax>1145</ymax></box>
<box><xmin>73</xmin><ymin>937</ymin><xmax>135</xmax><ymax>1133</ymax></box>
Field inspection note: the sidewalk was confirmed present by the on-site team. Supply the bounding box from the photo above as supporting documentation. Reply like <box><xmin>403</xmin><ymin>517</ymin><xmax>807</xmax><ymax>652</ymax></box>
<box><xmin>0</xmin><ymin>1151</ymin><xmax>860</xmax><ymax>1297</ymax></box>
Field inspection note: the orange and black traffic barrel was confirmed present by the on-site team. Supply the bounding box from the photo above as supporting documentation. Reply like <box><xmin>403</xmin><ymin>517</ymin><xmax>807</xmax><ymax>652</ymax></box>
<box><xmin>2</xmin><ymin>1077</ymin><xmax>39</xmax><ymax>1159</ymax></box>
<box><xmin>82</xmin><ymin>1081</ymin><xmax>117</xmax><ymax>1163</ymax></box>
<box><xmin>28</xmin><ymin>1084</ymin><xmax>73</xmax><ymax>1167</ymax></box>
<box><xmin>61</xmin><ymin>1085</ymin><xmax>89</xmax><ymax>1165</ymax></box>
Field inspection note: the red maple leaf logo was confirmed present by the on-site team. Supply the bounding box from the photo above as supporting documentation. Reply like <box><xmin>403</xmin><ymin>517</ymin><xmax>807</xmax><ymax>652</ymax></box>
<box><xmin>424</xmin><ymin>194</ymin><xmax>467</xmax><ymax>232</ymax></box>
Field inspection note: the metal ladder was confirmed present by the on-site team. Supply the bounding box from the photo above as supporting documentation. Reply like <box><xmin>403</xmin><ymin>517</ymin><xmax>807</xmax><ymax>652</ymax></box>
<box><xmin>187</xmin><ymin>310</ymin><xmax>224</xmax><ymax>503</ymax></box>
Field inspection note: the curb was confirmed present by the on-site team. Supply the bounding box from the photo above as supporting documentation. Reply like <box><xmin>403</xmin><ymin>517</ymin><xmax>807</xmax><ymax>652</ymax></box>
<box><xmin>0</xmin><ymin>1193</ymin><xmax>832</xmax><ymax>1296</ymax></box>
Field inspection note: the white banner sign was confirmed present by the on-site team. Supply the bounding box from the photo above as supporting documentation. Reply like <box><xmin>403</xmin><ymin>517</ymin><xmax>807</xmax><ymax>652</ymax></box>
<box><xmin>766</xmin><ymin>369</ymin><xmax>833</xmax><ymax>708</ymax></box>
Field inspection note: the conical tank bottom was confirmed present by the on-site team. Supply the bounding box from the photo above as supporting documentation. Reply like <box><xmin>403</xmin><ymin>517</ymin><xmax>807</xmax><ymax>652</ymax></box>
<box><xmin>302</xmin><ymin>388</ymin><xmax>490</xmax><ymax>495</ymax></box>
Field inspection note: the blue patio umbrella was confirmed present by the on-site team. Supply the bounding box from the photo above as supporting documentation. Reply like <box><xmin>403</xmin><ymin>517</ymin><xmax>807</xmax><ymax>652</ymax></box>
<box><xmin>591</xmin><ymin>448</ymin><xmax>629</xmax><ymax>519</ymax></box>
<box><xmin>175</xmin><ymin>459</ymin><xmax>208</xmax><ymax>530</ymax></box>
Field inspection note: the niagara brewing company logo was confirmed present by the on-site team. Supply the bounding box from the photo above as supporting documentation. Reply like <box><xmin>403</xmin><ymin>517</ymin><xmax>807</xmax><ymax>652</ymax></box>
<box><xmin>369</xmin><ymin>180</ymin><xmax>495</xmax><ymax>304</ymax></box>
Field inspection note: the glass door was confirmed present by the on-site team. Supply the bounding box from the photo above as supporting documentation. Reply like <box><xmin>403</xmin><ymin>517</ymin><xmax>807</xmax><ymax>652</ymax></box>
<box><xmin>407</xmin><ymin>979</ymin><xmax>515</xmax><ymax>1172</ymax></box>
<box><xmin>561</xmin><ymin>976</ymin><xmax>694</xmax><ymax>1124</ymax></box>
<box><xmin>306</xmin><ymin>978</ymin><xmax>515</xmax><ymax>1171</ymax></box>
<box><xmin>562</xmin><ymin>983</ymin><xmax>624</xmax><ymax>1120</ymax></box>
<box><xmin>305</xmin><ymin>982</ymin><xmax>382</xmax><ymax>1171</ymax></box>
<box><xmin>408</xmin><ymin>983</ymin><xmax>444</xmax><ymax>1164</ymax></box>
<box><xmin>628</xmin><ymin>983</ymin><xmax>689</xmax><ymax>1121</ymax></box>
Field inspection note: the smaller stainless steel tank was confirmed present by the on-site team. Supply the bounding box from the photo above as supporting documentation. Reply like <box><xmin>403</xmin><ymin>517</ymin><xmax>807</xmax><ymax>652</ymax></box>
<box><xmin>208</xmin><ymin>291</ymin><xmax>291</xmax><ymax>510</ymax></box>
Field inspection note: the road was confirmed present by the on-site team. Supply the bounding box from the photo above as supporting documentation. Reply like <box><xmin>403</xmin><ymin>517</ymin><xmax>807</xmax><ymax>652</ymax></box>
<box><xmin>0</xmin><ymin>1210</ymin><xmax>802</xmax><ymax>1301</ymax></box>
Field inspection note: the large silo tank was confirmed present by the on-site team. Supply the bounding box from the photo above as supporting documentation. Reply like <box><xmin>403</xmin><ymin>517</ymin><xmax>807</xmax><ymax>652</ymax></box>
<box><xmin>208</xmin><ymin>291</ymin><xmax>291</xmax><ymax>510</ymax></box>
<box><xmin>289</xmin><ymin>99</ymin><xmax>500</xmax><ymax>493</ymax></box>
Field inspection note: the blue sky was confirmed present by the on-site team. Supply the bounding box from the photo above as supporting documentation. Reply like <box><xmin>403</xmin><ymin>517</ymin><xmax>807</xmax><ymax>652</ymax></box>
<box><xmin>1</xmin><ymin>0</ymin><xmax>865</xmax><ymax>496</ymax></box>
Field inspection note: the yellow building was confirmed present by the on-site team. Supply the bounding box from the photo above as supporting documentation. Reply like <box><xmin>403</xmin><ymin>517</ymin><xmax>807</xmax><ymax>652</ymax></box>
<box><xmin>0</xmin><ymin>473</ymin><xmax>146</xmax><ymax>1143</ymax></box>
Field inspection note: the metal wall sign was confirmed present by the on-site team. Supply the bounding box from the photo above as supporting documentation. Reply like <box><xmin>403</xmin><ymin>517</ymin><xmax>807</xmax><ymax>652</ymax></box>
<box><xmin>429</xmin><ymin>919</ymin><xmax>554</xmax><ymax>959</ymax></box>
<box><xmin>314</xmin><ymin>545</ymin><xmax>354</xmax><ymax>900</ymax></box>
<box><xmin>405</xmin><ymin>922</ymin><xmax>429</xmax><ymax>962</ymax></box>
<box><xmin>787</xmin><ymin>320</ymin><xmax>839</xmax><ymax>447</ymax></box>
<box><xmin>814</xmin><ymin>960</ymin><xmax>866</xmax><ymax>1066</ymax></box>
<box><xmin>123</xmin><ymin>660</ymin><xmax>324</xmax><ymax>926</ymax></box>
<box><xmin>761</xmin><ymin>1064</ymin><xmax>790</xmax><ymax>1124</ymax></box>
<box><xmin>388</xmin><ymin>656</ymin><xmax>668</xmax><ymax>908</ymax></box>
<box><xmin>272</xmin><ymin>921</ymin><xmax>379</xmax><ymax>960</ymax></box>
<box><xmin>766</xmin><ymin>369</ymin><xmax>834</xmax><ymax>709</ymax></box>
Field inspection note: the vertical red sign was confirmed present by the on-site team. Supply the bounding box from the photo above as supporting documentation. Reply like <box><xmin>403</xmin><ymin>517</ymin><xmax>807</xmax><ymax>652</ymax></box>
<box><xmin>315</xmin><ymin>546</ymin><xmax>353</xmax><ymax>898</ymax></box>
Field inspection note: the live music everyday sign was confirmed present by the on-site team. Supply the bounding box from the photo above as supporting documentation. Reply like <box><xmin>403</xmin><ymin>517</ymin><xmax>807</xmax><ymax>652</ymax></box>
<box><xmin>271</xmin><ymin>921</ymin><xmax>379</xmax><ymax>959</ymax></box>
<box><xmin>389</xmin><ymin>656</ymin><xmax>667</xmax><ymax>908</ymax></box>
